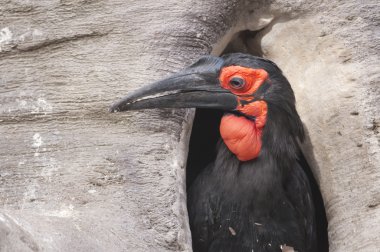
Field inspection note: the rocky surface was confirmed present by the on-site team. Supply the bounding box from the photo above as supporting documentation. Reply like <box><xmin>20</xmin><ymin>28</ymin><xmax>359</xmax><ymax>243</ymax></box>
<box><xmin>0</xmin><ymin>0</ymin><xmax>378</xmax><ymax>251</ymax></box>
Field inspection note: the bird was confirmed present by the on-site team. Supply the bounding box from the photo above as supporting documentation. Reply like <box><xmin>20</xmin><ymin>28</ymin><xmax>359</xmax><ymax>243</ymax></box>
<box><xmin>110</xmin><ymin>53</ymin><xmax>326</xmax><ymax>252</ymax></box>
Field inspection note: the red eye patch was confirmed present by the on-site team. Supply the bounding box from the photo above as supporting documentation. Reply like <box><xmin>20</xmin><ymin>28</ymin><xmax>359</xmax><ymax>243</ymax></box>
<box><xmin>219</xmin><ymin>66</ymin><xmax>269</xmax><ymax>96</ymax></box>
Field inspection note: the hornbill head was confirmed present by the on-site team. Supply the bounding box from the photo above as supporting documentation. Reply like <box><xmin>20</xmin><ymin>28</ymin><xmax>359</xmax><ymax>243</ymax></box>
<box><xmin>110</xmin><ymin>53</ymin><xmax>304</xmax><ymax>161</ymax></box>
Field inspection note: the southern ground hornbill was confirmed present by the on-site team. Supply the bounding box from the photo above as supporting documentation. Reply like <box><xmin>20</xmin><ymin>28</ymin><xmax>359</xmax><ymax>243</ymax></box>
<box><xmin>110</xmin><ymin>53</ymin><xmax>327</xmax><ymax>252</ymax></box>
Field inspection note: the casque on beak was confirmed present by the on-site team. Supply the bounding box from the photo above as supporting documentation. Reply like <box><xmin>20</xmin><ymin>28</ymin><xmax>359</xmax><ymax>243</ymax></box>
<box><xmin>109</xmin><ymin>56</ymin><xmax>237</xmax><ymax>113</ymax></box>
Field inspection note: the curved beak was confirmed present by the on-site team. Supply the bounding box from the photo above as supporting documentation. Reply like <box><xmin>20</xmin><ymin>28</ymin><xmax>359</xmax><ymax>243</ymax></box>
<box><xmin>109</xmin><ymin>56</ymin><xmax>237</xmax><ymax>113</ymax></box>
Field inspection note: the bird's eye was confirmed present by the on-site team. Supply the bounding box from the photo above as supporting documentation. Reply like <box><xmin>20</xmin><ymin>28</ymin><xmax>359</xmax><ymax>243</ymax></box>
<box><xmin>229</xmin><ymin>77</ymin><xmax>246</xmax><ymax>89</ymax></box>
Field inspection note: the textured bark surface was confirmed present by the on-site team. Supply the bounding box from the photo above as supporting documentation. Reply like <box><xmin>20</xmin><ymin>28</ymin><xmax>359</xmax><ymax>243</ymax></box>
<box><xmin>0</xmin><ymin>0</ymin><xmax>379</xmax><ymax>251</ymax></box>
<box><xmin>0</xmin><ymin>1</ymin><xmax>241</xmax><ymax>251</ymax></box>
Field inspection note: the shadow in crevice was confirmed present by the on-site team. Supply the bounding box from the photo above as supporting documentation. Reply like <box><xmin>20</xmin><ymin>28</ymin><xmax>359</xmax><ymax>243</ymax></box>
<box><xmin>186</xmin><ymin>27</ymin><xmax>329</xmax><ymax>251</ymax></box>
<box><xmin>222</xmin><ymin>29</ymin><xmax>265</xmax><ymax>56</ymax></box>
<box><xmin>186</xmin><ymin>109</ymin><xmax>224</xmax><ymax>188</ymax></box>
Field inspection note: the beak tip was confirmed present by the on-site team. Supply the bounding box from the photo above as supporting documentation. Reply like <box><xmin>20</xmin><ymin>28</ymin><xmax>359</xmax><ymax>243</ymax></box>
<box><xmin>109</xmin><ymin>104</ymin><xmax>120</xmax><ymax>113</ymax></box>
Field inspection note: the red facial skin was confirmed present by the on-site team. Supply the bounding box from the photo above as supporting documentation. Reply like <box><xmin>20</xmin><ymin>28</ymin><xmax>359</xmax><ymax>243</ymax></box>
<box><xmin>219</xmin><ymin>66</ymin><xmax>269</xmax><ymax>161</ymax></box>
<box><xmin>219</xmin><ymin>66</ymin><xmax>268</xmax><ymax>96</ymax></box>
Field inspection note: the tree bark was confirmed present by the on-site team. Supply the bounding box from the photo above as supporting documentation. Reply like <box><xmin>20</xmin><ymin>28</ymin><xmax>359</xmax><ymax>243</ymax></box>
<box><xmin>0</xmin><ymin>0</ymin><xmax>379</xmax><ymax>251</ymax></box>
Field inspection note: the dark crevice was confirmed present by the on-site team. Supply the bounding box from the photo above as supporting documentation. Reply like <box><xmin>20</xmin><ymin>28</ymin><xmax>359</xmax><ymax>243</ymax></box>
<box><xmin>186</xmin><ymin>28</ymin><xmax>329</xmax><ymax>251</ymax></box>
<box><xmin>221</xmin><ymin>29</ymin><xmax>264</xmax><ymax>56</ymax></box>
<box><xmin>186</xmin><ymin>108</ymin><xmax>223</xmax><ymax>188</ymax></box>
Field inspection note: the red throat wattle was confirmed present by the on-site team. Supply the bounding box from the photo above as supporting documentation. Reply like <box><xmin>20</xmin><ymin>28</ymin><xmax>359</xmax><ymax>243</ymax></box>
<box><xmin>220</xmin><ymin>101</ymin><xmax>268</xmax><ymax>161</ymax></box>
<box><xmin>218</xmin><ymin>66</ymin><xmax>269</xmax><ymax>161</ymax></box>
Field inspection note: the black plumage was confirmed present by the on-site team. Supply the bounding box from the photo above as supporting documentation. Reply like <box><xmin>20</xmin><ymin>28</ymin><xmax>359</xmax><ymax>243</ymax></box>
<box><xmin>110</xmin><ymin>53</ymin><xmax>328</xmax><ymax>252</ymax></box>
<box><xmin>187</xmin><ymin>55</ymin><xmax>314</xmax><ymax>251</ymax></box>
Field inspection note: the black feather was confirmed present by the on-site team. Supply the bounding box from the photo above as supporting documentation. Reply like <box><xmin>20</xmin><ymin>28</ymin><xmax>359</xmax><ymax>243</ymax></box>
<box><xmin>187</xmin><ymin>54</ymin><xmax>325</xmax><ymax>252</ymax></box>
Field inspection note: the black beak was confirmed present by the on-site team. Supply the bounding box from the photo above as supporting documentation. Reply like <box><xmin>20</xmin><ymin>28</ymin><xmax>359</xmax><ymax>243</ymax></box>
<box><xmin>109</xmin><ymin>56</ymin><xmax>237</xmax><ymax>113</ymax></box>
